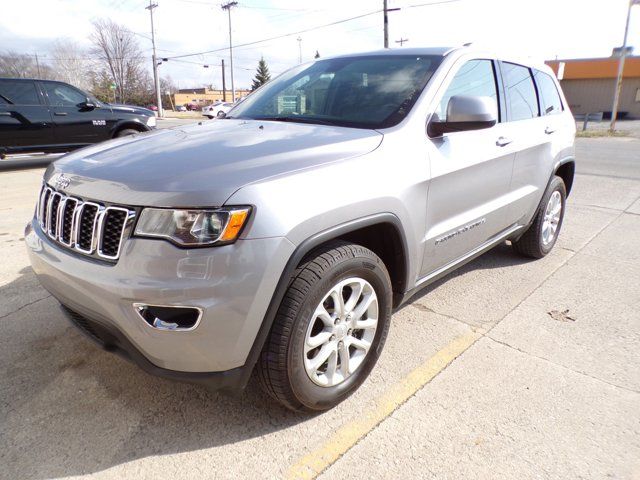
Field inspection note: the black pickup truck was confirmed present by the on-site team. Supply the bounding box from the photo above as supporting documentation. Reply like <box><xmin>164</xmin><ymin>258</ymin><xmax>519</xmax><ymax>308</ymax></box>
<box><xmin>0</xmin><ymin>78</ymin><xmax>156</xmax><ymax>158</ymax></box>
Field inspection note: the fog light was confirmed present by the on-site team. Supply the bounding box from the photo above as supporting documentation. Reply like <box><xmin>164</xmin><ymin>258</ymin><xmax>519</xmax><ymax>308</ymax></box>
<box><xmin>134</xmin><ymin>304</ymin><xmax>202</xmax><ymax>331</ymax></box>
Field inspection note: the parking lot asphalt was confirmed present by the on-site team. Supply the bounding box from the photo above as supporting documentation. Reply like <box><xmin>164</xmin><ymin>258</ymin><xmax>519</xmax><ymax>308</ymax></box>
<box><xmin>0</xmin><ymin>137</ymin><xmax>639</xmax><ymax>479</ymax></box>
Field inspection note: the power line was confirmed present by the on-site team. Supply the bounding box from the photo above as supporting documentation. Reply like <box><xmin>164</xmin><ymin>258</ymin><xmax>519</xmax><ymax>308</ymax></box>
<box><xmin>165</xmin><ymin>9</ymin><xmax>382</xmax><ymax>60</ymax></box>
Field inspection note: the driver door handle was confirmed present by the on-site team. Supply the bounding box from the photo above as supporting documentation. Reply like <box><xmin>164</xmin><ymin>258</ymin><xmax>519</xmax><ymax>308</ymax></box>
<box><xmin>0</xmin><ymin>112</ymin><xmax>11</xmax><ymax>116</ymax></box>
<box><xmin>544</xmin><ymin>126</ymin><xmax>555</xmax><ymax>134</ymax></box>
<box><xmin>496</xmin><ymin>136</ymin><xmax>512</xmax><ymax>147</ymax></box>
<box><xmin>54</xmin><ymin>112</ymin><xmax>68</xmax><ymax>116</ymax></box>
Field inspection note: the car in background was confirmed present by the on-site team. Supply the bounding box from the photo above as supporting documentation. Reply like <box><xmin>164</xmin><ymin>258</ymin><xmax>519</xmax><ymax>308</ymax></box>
<box><xmin>174</xmin><ymin>105</ymin><xmax>187</xmax><ymax>112</ymax></box>
<box><xmin>0</xmin><ymin>78</ymin><xmax>156</xmax><ymax>158</ymax></box>
<box><xmin>147</xmin><ymin>105</ymin><xmax>158</xmax><ymax>112</ymax></box>
<box><xmin>186</xmin><ymin>104</ymin><xmax>200</xmax><ymax>111</ymax></box>
<box><xmin>202</xmin><ymin>102</ymin><xmax>235</xmax><ymax>119</ymax></box>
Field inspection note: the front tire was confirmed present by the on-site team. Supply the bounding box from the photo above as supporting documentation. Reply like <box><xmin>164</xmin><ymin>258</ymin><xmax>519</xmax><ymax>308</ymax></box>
<box><xmin>513</xmin><ymin>175</ymin><xmax>567</xmax><ymax>258</ymax></box>
<box><xmin>258</xmin><ymin>241</ymin><xmax>392</xmax><ymax>411</ymax></box>
<box><xmin>115</xmin><ymin>128</ymin><xmax>140</xmax><ymax>138</ymax></box>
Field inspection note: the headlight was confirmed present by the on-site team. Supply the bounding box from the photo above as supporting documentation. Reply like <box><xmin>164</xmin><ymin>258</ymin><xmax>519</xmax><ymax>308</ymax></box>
<box><xmin>147</xmin><ymin>115</ymin><xmax>157</xmax><ymax>127</ymax></box>
<box><xmin>134</xmin><ymin>207</ymin><xmax>251</xmax><ymax>246</ymax></box>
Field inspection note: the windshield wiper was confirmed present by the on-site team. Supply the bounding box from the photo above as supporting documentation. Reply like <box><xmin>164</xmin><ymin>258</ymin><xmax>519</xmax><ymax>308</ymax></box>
<box><xmin>0</xmin><ymin>93</ymin><xmax>14</xmax><ymax>104</ymax></box>
<box><xmin>254</xmin><ymin>116</ymin><xmax>337</xmax><ymax>126</ymax></box>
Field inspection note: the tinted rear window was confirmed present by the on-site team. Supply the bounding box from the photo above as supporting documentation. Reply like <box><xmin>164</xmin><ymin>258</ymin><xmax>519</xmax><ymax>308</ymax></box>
<box><xmin>502</xmin><ymin>63</ymin><xmax>539</xmax><ymax>121</ymax></box>
<box><xmin>533</xmin><ymin>70</ymin><xmax>563</xmax><ymax>115</ymax></box>
<box><xmin>0</xmin><ymin>80</ymin><xmax>40</xmax><ymax>105</ymax></box>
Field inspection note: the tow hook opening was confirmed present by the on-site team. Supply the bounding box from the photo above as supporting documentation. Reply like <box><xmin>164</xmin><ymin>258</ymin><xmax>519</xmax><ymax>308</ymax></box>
<box><xmin>134</xmin><ymin>304</ymin><xmax>202</xmax><ymax>331</ymax></box>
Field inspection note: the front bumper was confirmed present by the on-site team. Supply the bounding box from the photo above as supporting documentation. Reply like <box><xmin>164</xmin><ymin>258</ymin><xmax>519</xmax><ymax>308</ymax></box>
<box><xmin>26</xmin><ymin>220</ymin><xmax>294</xmax><ymax>383</ymax></box>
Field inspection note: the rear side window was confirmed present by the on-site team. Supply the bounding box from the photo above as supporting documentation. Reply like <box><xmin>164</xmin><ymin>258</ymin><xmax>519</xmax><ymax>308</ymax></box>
<box><xmin>0</xmin><ymin>80</ymin><xmax>40</xmax><ymax>105</ymax></box>
<box><xmin>436</xmin><ymin>59</ymin><xmax>499</xmax><ymax>122</ymax></box>
<box><xmin>502</xmin><ymin>63</ymin><xmax>539</xmax><ymax>121</ymax></box>
<box><xmin>533</xmin><ymin>70</ymin><xmax>563</xmax><ymax>115</ymax></box>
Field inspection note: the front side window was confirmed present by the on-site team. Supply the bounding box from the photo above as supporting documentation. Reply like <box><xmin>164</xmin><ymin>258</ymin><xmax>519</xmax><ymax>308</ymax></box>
<box><xmin>230</xmin><ymin>55</ymin><xmax>442</xmax><ymax>129</ymax></box>
<box><xmin>0</xmin><ymin>80</ymin><xmax>40</xmax><ymax>105</ymax></box>
<box><xmin>533</xmin><ymin>70</ymin><xmax>563</xmax><ymax>115</ymax></box>
<box><xmin>42</xmin><ymin>82</ymin><xmax>86</xmax><ymax>107</ymax></box>
<box><xmin>503</xmin><ymin>63</ymin><xmax>539</xmax><ymax>121</ymax></box>
<box><xmin>435</xmin><ymin>59</ymin><xmax>499</xmax><ymax>122</ymax></box>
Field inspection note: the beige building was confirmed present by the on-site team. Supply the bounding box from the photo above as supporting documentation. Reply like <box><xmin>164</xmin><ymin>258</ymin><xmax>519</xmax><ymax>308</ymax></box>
<box><xmin>546</xmin><ymin>56</ymin><xmax>640</xmax><ymax>119</ymax></box>
<box><xmin>173</xmin><ymin>87</ymin><xmax>251</xmax><ymax>108</ymax></box>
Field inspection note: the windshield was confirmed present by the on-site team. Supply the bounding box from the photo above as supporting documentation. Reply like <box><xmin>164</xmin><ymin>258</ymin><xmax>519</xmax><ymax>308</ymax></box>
<box><xmin>231</xmin><ymin>54</ymin><xmax>442</xmax><ymax>129</ymax></box>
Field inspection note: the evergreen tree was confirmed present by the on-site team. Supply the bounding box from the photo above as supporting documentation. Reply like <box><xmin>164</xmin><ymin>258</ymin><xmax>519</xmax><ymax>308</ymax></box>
<box><xmin>251</xmin><ymin>57</ymin><xmax>271</xmax><ymax>91</ymax></box>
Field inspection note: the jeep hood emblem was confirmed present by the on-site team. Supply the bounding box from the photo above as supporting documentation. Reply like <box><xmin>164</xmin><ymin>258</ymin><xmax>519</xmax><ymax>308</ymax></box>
<box><xmin>53</xmin><ymin>174</ymin><xmax>71</xmax><ymax>191</ymax></box>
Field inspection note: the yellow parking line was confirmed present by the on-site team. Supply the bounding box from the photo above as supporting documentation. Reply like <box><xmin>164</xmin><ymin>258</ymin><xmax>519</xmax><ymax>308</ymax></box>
<box><xmin>287</xmin><ymin>331</ymin><xmax>481</xmax><ymax>480</ymax></box>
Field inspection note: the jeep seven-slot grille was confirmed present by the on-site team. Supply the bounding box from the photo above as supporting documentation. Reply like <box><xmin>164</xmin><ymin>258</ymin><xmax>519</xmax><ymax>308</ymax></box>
<box><xmin>36</xmin><ymin>185</ymin><xmax>135</xmax><ymax>261</ymax></box>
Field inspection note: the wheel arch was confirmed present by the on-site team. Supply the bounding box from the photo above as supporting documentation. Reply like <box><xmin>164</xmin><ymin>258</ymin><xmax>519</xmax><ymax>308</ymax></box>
<box><xmin>111</xmin><ymin>120</ymin><xmax>150</xmax><ymax>138</ymax></box>
<box><xmin>554</xmin><ymin>157</ymin><xmax>575</xmax><ymax>196</ymax></box>
<box><xmin>236</xmin><ymin>213</ymin><xmax>410</xmax><ymax>390</ymax></box>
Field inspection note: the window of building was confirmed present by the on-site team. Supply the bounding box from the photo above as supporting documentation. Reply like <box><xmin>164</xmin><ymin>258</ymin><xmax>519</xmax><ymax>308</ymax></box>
<box><xmin>502</xmin><ymin>62</ymin><xmax>539</xmax><ymax>121</ymax></box>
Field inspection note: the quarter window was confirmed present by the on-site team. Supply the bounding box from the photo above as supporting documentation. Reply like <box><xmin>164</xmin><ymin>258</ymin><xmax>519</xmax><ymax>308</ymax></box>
<box><xmin>42</xmin><ymin>82</ymin><xmax>86</xmax><ymax>107</ymax></box>
<box><xmin>436</xmin><ymin>59</ymin><xmax>499</xmax><ymax>122</ymax></box>
<box><xmin>0</xmin><ymin>80</ymin><xmax>40</xmax><ymax>105</ymax></box>
<box><xmin>503</xmin><ymin>63</ymin><xmax>539</xmax><ymax>121</ymax></box>
<box><xmin>534</xmin><ymin>70</ymin><xmax>563</xmax><ymax>115</ymax></box>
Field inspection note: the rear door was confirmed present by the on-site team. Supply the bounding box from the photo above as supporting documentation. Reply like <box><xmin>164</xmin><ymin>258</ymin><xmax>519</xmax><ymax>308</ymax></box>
<box><xmin>421</xmin><ymin>58</ymin><xmax>517</xmax><ymax>276</ymax></box>
<box><xmin>40</xmin><ymin>81</ymin><xmax>111</xmax><ymax>146</ymax></box>
<box><xmin>0</xmin><ymin>79</ymin><xmax>54</xmax><ymax>150</ymax></box>
<box><xmin>499</xmin><ymin>62</ymin><xmax>553</xmax><ymax>225</ymax></box>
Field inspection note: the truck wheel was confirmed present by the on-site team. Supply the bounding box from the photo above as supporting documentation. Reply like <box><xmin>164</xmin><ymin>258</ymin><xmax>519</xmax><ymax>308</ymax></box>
<box><xmin>513</xmin><ymin>175</ymin><xmax>567</xmax><ymax>259</ymax></box>
<box><xmin>115</xmin><ymin>128</ymin><xmax>139</xmax><ymax>138</ymax></box>
<box><xmin>258</xmin><ymin>241</ymin><xmax>392</xmax><ymax>411</ymax></box>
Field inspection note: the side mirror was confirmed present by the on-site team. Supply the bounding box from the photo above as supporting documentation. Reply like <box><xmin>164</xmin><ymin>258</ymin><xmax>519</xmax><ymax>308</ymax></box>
<box><xmin>216</xmin><ymin>110</ymin><xmax>227</xmax><ymax>119</ymax></box>
<box><xmin>80</xmin><ymin>97</ymin><xmax>96</xmax><ymax>110</ymax></box>
<box><xmin>429</xmin><ymin>95</ymin><xmax>497</xmax><ymax>137</ymax></box>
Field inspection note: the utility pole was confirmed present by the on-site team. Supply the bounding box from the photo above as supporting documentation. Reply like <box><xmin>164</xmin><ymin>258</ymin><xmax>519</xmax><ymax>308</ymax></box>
<box><xmin>383</xmin><ymin>0</ymin><xmax>400</xmax><ymax>49</ymax></box>
<box><xmin>222</xmin><ymin>59</ymin><xmax>227</xmax><ymax>102</ymax></box>
<box><xmin>610</xmin><ymin>0</ymin><xmax>639</xmax><ymax>132</ymax></box>
<box><xmin>222</xmin><ymin>1</ymin><xmax>238</xmax><ymax>102</ymax></box>
<box><xmin>395</xmin><ymin>38</ymin><xmax>408</xmax><ymax>46</ymax></box>
<box><xmin>34</xmin><ymin>53</ymin><xmax>42</xmax><ymax>78</ymax></box>
<box><xmin>297</xmin><ymin>37</ymin><xmax>302</xmax><ymax>63</ymax></box>
<box><xmin>146</xmin><ymin>0</ymin><xmax>163</xmax><ymax>117</ymax></box>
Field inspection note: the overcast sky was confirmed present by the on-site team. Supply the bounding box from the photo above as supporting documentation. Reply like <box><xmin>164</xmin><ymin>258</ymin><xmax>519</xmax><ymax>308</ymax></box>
<box><xmin>2</xmin><ymin>0</ymin><xmax>639</xmax><ymax>90</ymax></box>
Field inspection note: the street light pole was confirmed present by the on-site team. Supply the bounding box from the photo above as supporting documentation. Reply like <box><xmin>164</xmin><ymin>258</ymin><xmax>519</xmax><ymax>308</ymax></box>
<box><xmin>297</xmin><ymin>37</ymin><xmax>302</xmax><ymax>64</ymax></box>
<box><xmin>222</xmin><ymin>1</ymin><xmax>237</xmax><ymax>102</ymax></box>
<box><xmin>610</xmin><ymin>0</ymin><xmax>639</xmax><ymax>132</ymax></box>
<box><xmin>146</xmin><ymin>0</ymin><xmax>163</xmax><ymax>117</ymax></box>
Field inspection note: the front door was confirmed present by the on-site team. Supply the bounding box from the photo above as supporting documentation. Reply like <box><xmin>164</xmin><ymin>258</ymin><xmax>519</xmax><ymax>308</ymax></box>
<box><xmin>40</xmin><ymin>81</ymin><xmax>111</xmax><ymax>146</ymax></box>
<box><xmin>421</xmin><ymin>58</ymin><xmax>517</xmax><ymax>277</ymax></box>
<box><xmin>0</xmin><ymin>79</ymin><xmax>54</xmax><ymax>151</ymax></box>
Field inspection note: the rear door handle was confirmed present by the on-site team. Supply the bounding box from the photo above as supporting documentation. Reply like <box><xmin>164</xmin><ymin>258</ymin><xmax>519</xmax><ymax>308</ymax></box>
<box><xmin>544</xmin><ymin>126</ymin><xmax>555</xmax><ymax>134</ymax></box>
<box><xmin>54</xmin><ymin>112</ymin><xmax>68</xmax><ymax>116</ymax></box>
<box><xmin>0</xmin><ymin>112</ymin><xmax>11</xmax><ymax>116</ymax></box>
<box><xmin>496</xmin><ymin>136</ymin><xmax>512</xmax><ymax>147</ymax></box>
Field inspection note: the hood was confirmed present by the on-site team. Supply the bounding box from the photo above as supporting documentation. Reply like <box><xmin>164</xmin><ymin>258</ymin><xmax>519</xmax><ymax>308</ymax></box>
<box><xmin>45</xmin><ymin>119</ymin><xmax>383</xmax><ymax>207</ymax></box>
<box><xmin>108</xmin><ymin>103</ymin><xmax>154</xmax><ymax>116</ymax></box>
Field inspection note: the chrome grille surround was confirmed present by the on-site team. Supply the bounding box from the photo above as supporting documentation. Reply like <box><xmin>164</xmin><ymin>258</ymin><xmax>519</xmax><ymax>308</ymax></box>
<box><xmin>35</xmin><ymin>184</ymin><xmax>136</xmax><ymax>262</ymax></box>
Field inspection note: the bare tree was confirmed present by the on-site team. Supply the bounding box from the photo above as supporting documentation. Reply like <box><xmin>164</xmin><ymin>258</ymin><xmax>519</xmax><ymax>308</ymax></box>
<box><xmin>50</xmin><ymin>39</ymin><xmax>93</xmax><ymax>90</ymax></box>
<box><xmin>90</xmin><ymin>18</ymin><xmax>147</xmax><ymax>103</ymax></box>
<box><xmin>0</xmin><ymin>51</ymin><xmax>52</xmax><ymax>79</ymax></box>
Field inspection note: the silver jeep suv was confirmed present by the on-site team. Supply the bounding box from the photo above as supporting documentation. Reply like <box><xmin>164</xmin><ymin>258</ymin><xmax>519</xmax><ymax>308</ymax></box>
<box><xmin>26</xmin><ymin>46</ymin><xmax>575</xmax><ymax>411</ymax></box>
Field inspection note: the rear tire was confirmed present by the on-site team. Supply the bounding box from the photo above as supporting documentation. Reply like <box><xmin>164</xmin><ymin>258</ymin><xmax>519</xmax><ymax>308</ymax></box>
<box><xmin>258</xmin><ymin>241</ymin><xmax>392</xmax><ymax>411</ymax></box>
<box><xmin>513</xmin><ymin>175</ymin><xmax>566</xmax><ymax>259</ymax></box>
<box><xmin>115</xmin><ymin>128</ymin><xmax>140</xmax><ymax>138</ymax></box>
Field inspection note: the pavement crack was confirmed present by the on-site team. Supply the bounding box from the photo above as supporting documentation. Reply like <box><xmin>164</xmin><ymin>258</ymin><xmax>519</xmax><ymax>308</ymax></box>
<box><xmin>0</xmin><ymin>294</ymin><xmax>52</xmax><ymax>320</ymax></box>
<box><xmin>485</xmin><ymin>335</ymin><xmax>640</xmax><ymax>395</ymax></box>
<box><xmin>409</xmin><ymin>303</ymin><xmax>478</xmax><ymax>329</ymax></box>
